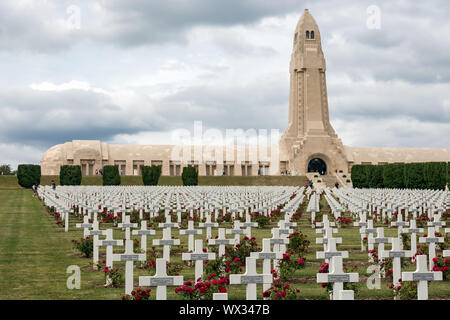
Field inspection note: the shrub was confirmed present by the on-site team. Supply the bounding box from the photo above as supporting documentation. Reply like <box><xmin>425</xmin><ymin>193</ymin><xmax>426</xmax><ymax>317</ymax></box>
<box><xmin>0</xmin><ymin>164</ymin><xmax>13</xmax><ymax>175</ymax></box>
<box><xmin>250</xmin><ymin>212</ymin><xmax>271</xmax><ymax>228</ymax></box>
<box><xmin>182</xmin><ymin>166</ymin><xmax>198</xmax><ymax>186</ymax></box>
<box><xmin>383</xmin><ymin>163</ymin><xmax>405</xmax><ymax>188</ymax></box>
<box><xmin>17</xmin><ymin>164</ymin><xmax>41</xmax><ymax>188</ymax></box>
<box><xmin>96</xmin><ymin>261</ymin><xmax>124</xmax><ymax>288</ymax></box>
<box><xmin>404</xmin><ymin>163</ymin><xmax>426</xmax><ymax>189</ymax></box>
<box><xmin>369</xmin><ymin>165</ymin><xmax>384</xmax><ymax>188</ymax></box>
<box><xmin>350</xmin><ymin>165</ymin><xmax>368</xmax><ymax>188</ymax></box>
<box><xmin>142</xmin><ymin>165</ymin><xmax>162</xmax><ymax>186</ymax></box>
<box><xmin>432</xmin><ymin>255</ymin><xmax>450</xmax><ymax>280</ymax></box>
<box><xmin>447</xmin><ymin>162</ymin><xmax>450</xmax><ymax>187</ymax></box>
<box><xmin>262</xmin><ymin>271</ymin><xmax>301</xmax><ymax>300</ymax></box>
<box><xmin>424</xmin><ymin>162</ymin><xmax>446</xmax><ymax>190</ymax></box>
<box><xmin>72</xmin><ymin>237</ymin><xmax>93</xmax><ymax>258</ymax></box>
<box><xmin>59</xmin><ymin>165</ymin><xmax>82</xmax><ymax>186</ymax></box>
<box><xmin>175</xmin><ymin>274</ymin><xmax>229</xmax><ymax>300</ymax></box>
<box><xmin>122</xmin><ymin>288</ymin><xmax>152</xmax><ymax>300</ymax></box>
<box><xmin>102</xmin><ymin>165</ymin><xmax>121</xmax><ymax>186</ymax></box>
<box><xmin>287</xmin><ymin>231</ymin><xmax>310</xmax><ymax>254</ymax></box>
<box><xmin>391</xmin><ymin>282</ymin><xmax>417</xmax><ymax>300</ymax></box>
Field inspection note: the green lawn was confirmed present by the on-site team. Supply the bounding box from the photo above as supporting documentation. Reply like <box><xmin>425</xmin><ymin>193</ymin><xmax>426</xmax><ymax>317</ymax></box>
<box><xmin>2</xmin><ymin>175</ymin><xmax>308</xmax><ymax>188</ymax></box>
<box><xmin>0</xmin><ymin>187</ymin><xmax>448</xmax><ymax>300</ymax></box>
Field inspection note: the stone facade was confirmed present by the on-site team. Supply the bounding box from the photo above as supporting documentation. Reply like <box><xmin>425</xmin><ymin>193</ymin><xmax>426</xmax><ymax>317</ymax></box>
<box><xmin>41</xmin><ymin>9</ymin><xmax>450</xmax><ymax>177</ymax></box>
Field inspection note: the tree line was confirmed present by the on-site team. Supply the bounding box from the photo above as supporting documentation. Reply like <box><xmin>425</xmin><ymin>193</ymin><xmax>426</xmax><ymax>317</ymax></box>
<box><xmin>14</xmin><ymin>164</ymin><xmax>199</xmax><ymax>188</ymax></box>
<box><xmin>351</xmin><ymin>162</ymin><xmax>449</xmax><ymax>190</ymax></box>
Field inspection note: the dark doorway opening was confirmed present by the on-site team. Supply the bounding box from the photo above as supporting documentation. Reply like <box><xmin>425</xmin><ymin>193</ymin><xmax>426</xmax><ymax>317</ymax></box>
<box><xmin>308</xmin><ymin>158</ymin><xmax>327</xmax><ymax>175</ymax></box>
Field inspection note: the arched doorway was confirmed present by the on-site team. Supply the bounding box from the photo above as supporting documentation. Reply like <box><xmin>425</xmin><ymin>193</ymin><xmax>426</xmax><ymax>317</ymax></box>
<box><xmin>308</xmin><ymin>158</ymin><xmax>327</xmax><ymax>175</ymax></box>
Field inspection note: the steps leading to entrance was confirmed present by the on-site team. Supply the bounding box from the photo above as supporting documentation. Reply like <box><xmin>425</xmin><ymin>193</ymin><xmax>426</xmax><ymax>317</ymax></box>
<box><xmin>305</xmin><ymin>173</ymin><xmax>349</xmax><ymax>188</ymax></box>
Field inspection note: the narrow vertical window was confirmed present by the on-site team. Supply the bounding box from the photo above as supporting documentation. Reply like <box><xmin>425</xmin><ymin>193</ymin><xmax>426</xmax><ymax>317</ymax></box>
<box><xmin>306</xmin><ymin>31</ymin><xmax>310</xmax><ymax>39</ymax></box>
<box><xmin>311</xmin><ymin>30</ymin><xmax>315</xmax><ymax>39</ymax></box>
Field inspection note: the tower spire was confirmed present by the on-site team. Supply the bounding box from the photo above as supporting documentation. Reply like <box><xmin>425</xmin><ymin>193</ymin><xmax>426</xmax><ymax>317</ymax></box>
<box><xmin>280</xmin><ymin>9</ymin><xmax>347</xmax><ymax>175</ymax></box>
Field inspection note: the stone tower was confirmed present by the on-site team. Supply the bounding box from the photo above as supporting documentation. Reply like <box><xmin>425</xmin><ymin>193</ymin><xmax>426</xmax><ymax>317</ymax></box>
<box><xmin>280</xmin><ymin>9</ymin><xmax>348</xmax><ymax>175</ymax></box>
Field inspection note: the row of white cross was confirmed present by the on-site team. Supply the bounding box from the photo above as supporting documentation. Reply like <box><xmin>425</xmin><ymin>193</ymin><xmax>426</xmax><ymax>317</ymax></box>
<box><xmin>314</xmin><ymin>210</ymin><xmax>448</xmax><ymax>300</ymax></box>
<box><xmin>38</xmin><ymin>185</ymin><xmax>448</xmax><ymax>300</ymax></box>
<box><xmin>70</xmin><ymin>208</ymin><xmax>298</xmax><ymax>300</ymax></box>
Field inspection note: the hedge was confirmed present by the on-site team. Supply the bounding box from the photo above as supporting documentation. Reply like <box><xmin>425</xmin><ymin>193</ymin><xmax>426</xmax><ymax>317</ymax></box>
<box><xmin>351</xmin><ymin>162</ymin><xmax>448</xmax><ymax>190</ymax></box>
<box><xmin>102</xmin><ymin>165</ymin><xmax>121</xmax><ymax>186</ymax></box>
<box><xmin>382</xmin><ymin>163</ymin><xmax>405</xmax><ymax>188</ymax></box>
<box><xmin>59</xmin><ymin>165</ymin><xmax>82</xmax><ymax>186</ymax></box>
<box><xmin>404</xmin><ymin>163</ymin><xmax>426</xmax><ymax>189</ymax></box>
<box><xmin>142</xmin><ymin>165</ymin><xmax>162</xmax><ymax>186</ymax></box>
<box><xmin>424</xmin><ymin>162</ymin><xmax>447</xmax><ymax>190</ymax></box>
<box><xmin>349</xmin><ymin>165</ymin><xmax>366</xmax><ymax>188</ymax></box>
<box><xmin>369</xmin><ymin>165</ymin><xmax>384</xmax><ymax>188</ymax></box>
<box><xmin>17</xmin><ymin>164</ymin><xmax>41</xmax><ymax>188</ymax></box>
<box><xmin>448</xmin><ymin>162</ymin><xmax>450</xmax><ymax>187</ymax></box>
<box><xmin>181</xmin><ymin>166</ymin><xmax>198</xmax><ymax>186</ymax></box>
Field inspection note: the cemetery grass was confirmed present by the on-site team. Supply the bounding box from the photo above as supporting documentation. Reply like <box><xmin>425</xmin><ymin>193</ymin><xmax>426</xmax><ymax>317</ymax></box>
<box><xmin>2</xmin><ymin>176</ymin><xmax>308</xmax><ymax>188</ymax></box>
<box><xmin>0</xmin><ymin>189</ymin><xmax>449</xmax><ymax>300</ymax></box>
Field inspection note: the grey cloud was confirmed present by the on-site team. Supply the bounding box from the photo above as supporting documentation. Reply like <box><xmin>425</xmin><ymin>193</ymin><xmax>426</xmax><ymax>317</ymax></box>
<box><xmin>0</xmin><ymin>88</ymin><xmax>163</xmax><ymax>147</ymax></box>
<box><xmin>152</xmin><ymin>74</ymin><xmax>289</xmax><ymax>131</ymax></box>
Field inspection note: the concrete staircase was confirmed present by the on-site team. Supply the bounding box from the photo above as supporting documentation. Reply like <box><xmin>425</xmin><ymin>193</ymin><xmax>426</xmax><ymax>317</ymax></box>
<box><xmin>306</xmin><ymin>172</ymin><xmax>352</xmax><ymax>188</ymax></box>
<box><xmin>305</xmin><ymin>173</ymin><xmax>327</xmax><ymax>188</ymax></box>
<box><xmin>321</xmin><ymin>175</ymin><xmax>338</xmax><ymax>188</ymax></box>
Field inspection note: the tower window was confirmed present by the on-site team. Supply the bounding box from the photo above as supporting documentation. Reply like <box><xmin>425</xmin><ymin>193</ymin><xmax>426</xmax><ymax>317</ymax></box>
<box><xmin>306</xmin><ymin>31</ymin><xmax>310</xmax><ymax>39</ymax></box>
<box><xmin>311</xmin><ymin>31</ymin><xmax>315</xmax><ymax>39</ymax></box>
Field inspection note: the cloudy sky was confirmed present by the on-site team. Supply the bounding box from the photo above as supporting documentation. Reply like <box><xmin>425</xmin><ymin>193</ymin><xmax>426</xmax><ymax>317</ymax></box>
<box><xmin>1</xmin><ymin>0</ymin><xmax>450</xmax><ymax>168</ymax></box>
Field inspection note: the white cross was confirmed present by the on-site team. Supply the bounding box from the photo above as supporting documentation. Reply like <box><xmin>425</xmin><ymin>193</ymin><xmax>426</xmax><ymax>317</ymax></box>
<box><xmin>158</xmin><ymin>213</ymin><xmax>180</xmax><ymax>233</ymax></box>
<box><xmin>401</xmin><ymin>255</ymin><xmax>443</xmax><ymax>300</ymax></box>
<box><xmin>391</xmin><ymin>214</ymin><xmax>409</xmax><ymax>249</ymax></box>
<box><xmin>316</xmin><ymin>237</ymin><xmax>349</xmax><ymax>266</ymax></box>
<box><xmin>427</xmin><ymin>215</ymin><xmax>446</xmax><ymax>233</ymax></box>
<box><xmin>316</xmin><ymin>227</ymin><xmax>342</xmax><ymax>252</ymax></box>
<box><xmin>87</xmin><ymin>221</ymin><xmax>106</xmax><ymax>268</ymax></box>
<box><xmin>132</xmin><ymin>220</ymin><xmax>155</xmax><ymax>253</ymax></box>
<box><xmin>153</xmin><ymin>227</ymin><xmax>180</xmax><ymax>262</ymax></box>
<box><xmin>112</xmin><ymin>239</ymin><xmax>146</xmax><ymax>295</ymax></box>
<box><xmin>213</xmin><ymin>293</ymin><xmax>228</xmax><ymax>300</ymax></box>
<box><xmin>419</xmin><ymin>227</ymin><xmax>444</xmax><ymax>271</ymax></box>
<box><xmin>381</xmin><ymin>238</ymin><xmax>412</xmax><ymax>285</ymax></box>
<box><xmin>315</xmin><ymin>214</ymin><xmax>335</xmax><ymax>229</ymax></box>
<box><xmin>338</xmin><ymin>290</ymin><xmax>354</xmax><ymax>300</ymax></box>
<box><xmin>139</xmin><ymin>258</ymin><xmax>184</xmax><ymax>300</ymax></box>
<box><xmin>75</xmin><ymin>216</ymin><xmax>92</xmax><ymax>238</ymax></box>
<box><xmin>226</xmin><ymin>220</ymin><xmax>245</xmax><ymax>244</ymax></box>
<box><xmin>362</xmin><ymin>220</ymin><xmax>377</xmax><ymax>261</ymax></box>
<box><xmin>250</xmin><ymin>238</ymin><xmax>283</xmax><ymax>292</ymax></box>
<box><xmin>316</xmin><ymin>256</ymin><xmax>359</xmax><ymax>300</ymax></box>
<box><xmin>369</xmin><ymin>227</ymin><xmax>389</xmax><ymax>264</ymax></box>
<box><xmin>182</xmin><ymin>239</ymin><xmax>216</xmax><ymax>283</ymax></box>
<box><xmin>179</xmin><ymin>220</ymin><xmax>202</xmax><ymax>252</ymax></box>
<box><xmin>444</xmin><ymin>228</ymin><xmax>450</xmax><ymax>257</ymax></box>
<box><xmin>64</xmin><ymin>209</ymin><xmax>70</xmax><ymax>232</ymax></box>
<box><xmin>95</xmin><ymin>229</ymin><xmax>123</xmax><ymax>268</ymax></box>
<box><xmin>229</xmin><ymin>257</ymin><xmax>273</xmax><ymax>300</ymax></box>
<box><xmin>199</xmin><ymin>214</ymin><xmax>218</xmax><ymax>239</ymax></box>
<box><xmin>118</xmin><ymin>215</ymin><xmax>138</xmax><ymax>240</ymax></box>
<box><xmin>401</xmin><ymin>219</ymin><xmax>424</xmax><ymax>257</ymax></box>
<box><xmin>269</xmin><ymin>228</ymin><xmax>289</xmax><ymax>271</ymax></box>
<box><xmin>353</xmin><ymin>213</ymin><xmax>368</xmax><ymax>251</ymax></box>
<box><xmin>208</xmin><ymin>228</ymin><xmax>236</xmax><ymax>257</ymax></box>
<box><xmin>242</xmin><ymin>213</ymin><xmax>258</xmax><ymax>238</ymax></box>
